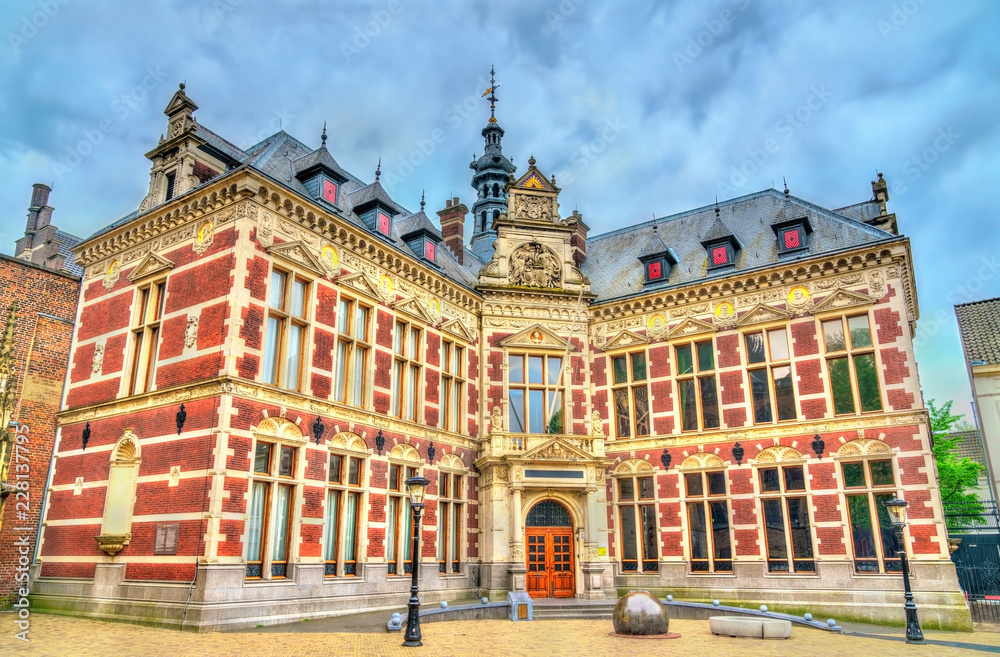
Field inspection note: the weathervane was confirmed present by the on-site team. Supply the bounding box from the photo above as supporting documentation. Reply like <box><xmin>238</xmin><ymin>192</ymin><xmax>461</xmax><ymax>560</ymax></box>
<box><xmin>482</xmin><ymin>65</ymin><xmax>500</xmax><ymax>122</ymax></box>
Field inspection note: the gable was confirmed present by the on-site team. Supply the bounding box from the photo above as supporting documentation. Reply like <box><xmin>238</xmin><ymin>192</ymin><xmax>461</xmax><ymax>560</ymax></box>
<box><xmin>603</xmin><ymin>329</ymin><xmax>649</xmax><ymax>351</ymax></box>
<box><xmin>520</xmin><ymin>437</ymin><xmax>593</xmax><ymax>461</ymax></box>
<box><xmin>812</xmin><ymin>287</ymin><xmax>878</xmax><ymax>313</ymax></box>
<box><xmin>500</xmin><ymin>323</ymin><xmax>575</xmax><ymax>351</ymax></box>
<box><xmin>266</xmin><ymin>240</ymin><xmax>325</xmax><ymax>276</ymax></box>
<box><xmin>515</xmin><ymin>170</ymin><xmax>554</xmax><ymax>191</ymax></box>
<box><xmin>392</xmin><ymin>296</ymin><xmax>435</xmax><ymax>325</ymax></box>
<box><xmin>665</xmin><ymin>316</ymin><xmax>716</xmax><ymax>340</ymax></box>
<box><xmin>736</xmin><ymin>303</ymin><xmax>793</xmax><ymax>328</ymax></box>
<box><xmin>440</xmin><ymin>318</ymin><xmax>475</xmax><ymax>342</ymax></box>
<box><xmin>337</xmin><ymin>271</ymin><xmax>382</xmax><ymax>302</ymax></box>
<box><xmin>127</xmin><ymin>252</ymin><xmax>174</xmax><ymax>282</ymax></box>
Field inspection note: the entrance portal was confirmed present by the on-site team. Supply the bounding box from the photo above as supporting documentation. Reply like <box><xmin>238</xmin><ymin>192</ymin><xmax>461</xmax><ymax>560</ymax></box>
<box><xmin>524</xmin><ymin>500</ymin><xmax>575</xmax><ymax>598</ymax></box>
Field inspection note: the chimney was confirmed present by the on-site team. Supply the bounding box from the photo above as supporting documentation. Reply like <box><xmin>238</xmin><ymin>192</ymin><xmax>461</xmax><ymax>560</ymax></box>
<box><xmin>865</xmin><ymin>173</ymin><xmax>898</xmax><ymax>235</ymax></box>
<box><xmin>567</xmin><ymin>209</ymin><xmax>590</xmax><ymax>266</ymax></box>
<box><xmin>872</xmin><ymin>172</ymin><xmax>889</xmax><ymax>215</ymax></box>
<box><xmin>14</xmin><ymin>183</ymin><xmax>54</xmax><ymax>258</ymax></box>
<box><xmin>437</xmin><ymin>196</ymin><xmax>468</xmax><ymax>265</ymax></box>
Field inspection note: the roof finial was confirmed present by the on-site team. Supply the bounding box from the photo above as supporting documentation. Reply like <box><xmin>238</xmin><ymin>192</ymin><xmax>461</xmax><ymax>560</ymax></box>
<box><xmin>375</xmin><ymin>157</ymin><xmax>381</xmax><ymax>182</ymax></box>
<box><xmin>715</xmin><ymin>195</ymin><xmax>720</xmax><ymax>217</ymax></box>
<box><xmin>652</xmin><ymin>212</ymin><xmax>657</xmax><ymax>232</ymax></box>
<box><xmin>179</xmin><ymin>82</ymin><xmax>186</xmax><ymax>91</ymax></box>
<box><xmin>321</xmin><ymin>121</ymin><xmax>327</xmax><ymax>148</ymax></box>
<box><xmin>783</xmin><ymin>177</ymin><xmax>789</xmax><ymax>198</ymax></box>
<box><xmin>483</xmin><ymin>65</ymin><xmax>500</xmax><ymax>123</ymax></box>
<box><xmin>420</xmin><ymin>189</ymin><xmax>426</xmax><ymax>211</ymax></box>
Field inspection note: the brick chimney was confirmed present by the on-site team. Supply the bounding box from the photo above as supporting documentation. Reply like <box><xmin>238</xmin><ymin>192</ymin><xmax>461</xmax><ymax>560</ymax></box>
<box><xmin>14</xmin><ymin>183</ymin><xmax>55</xmax><ymax>259</ymax></box>
<box><xmin>437</xmin><ymin>196</ymin><xmax>468</xmax><ymax>265</ymax></box>
<box><xmin>566</xmin><ymin>209</ymin><xmax>590</xmax><ymax>266</ymax></box>
<box><xmin>865</xmin><ymin>173</ymin><xmax>898</xmax><ymax>235</ymax></box>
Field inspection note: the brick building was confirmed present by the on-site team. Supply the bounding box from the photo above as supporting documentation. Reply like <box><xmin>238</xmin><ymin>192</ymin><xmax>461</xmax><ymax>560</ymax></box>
<box><xmin>0</xmin><ymin>185</ymin><xmax>80</xmax><ymax>604</ymax></box>
<box><xmin>30</xmin><ymin>83</ymin><xmax>968</xmax><ymax>629</ymax></box>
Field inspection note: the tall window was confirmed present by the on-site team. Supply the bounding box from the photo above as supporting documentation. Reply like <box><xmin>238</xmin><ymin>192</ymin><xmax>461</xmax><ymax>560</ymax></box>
<box><xmin>617</xmin><ymin>474</ymin><xmax>658</xmax><ymax>572</ymax></box>
<box><xmin>611</xmin><ymin>351</ymin><xmax>651</xmax><ymax>439</ymax></box>
<box><xmin>745</xmin><ymin>328</ymin><xmax>796</xmax><ymax>423</ymax></box>
<box><xmin>324</xmin><ymin>452</ymin><xmax>365</xmax><ymax>577</ymax></box>
<box><xmin>843</xmin><ymin>459</ymin><xmax>902</xmax><ymax>573</ymax></box>
<box><xmin>334</xmin><ymin>297</ymin><xmax>371</xmax><ymax>407</ymax></box>
<box><xmin>386</xmin><ymin>463</ymin><xmax>416</xmax><ymax>576</ymax></box>
<box><xmin>676</xmin><ymin>340</ymin><xmax>720</xmax><ymax>431</ymax></box>
<box><xmin>263</xmin><ymin>269</ymin><xmax>309</xmax><ymax>390</ymax></box>
<box><xmin>758</xmin><ymin>465</ymin><xmax>815</xmax><ymax>573</ymax></box>
<box><xmin>392</xmin><ymin>321</ymin><xmax>422</xmax><ymax>421</ymax></box>
<box><xmin>684</xmin><ymin>471</ymin><xmax>732</xmax><ymax>572</ymax></box>
<box><xmin>128</xmin><ymin>279</ymin><xmax>166</xmax><ymax>395</ymax></box>
<box><xmin>246</xmin><ymin>442</ymin><xmax>297</xmax><ymax>579</ymax></box>
<box><xmin>437</xmin><ymin>472</ymin><xmax>463</xmax><ymax>574</ymax></box>
<box><xmin>822</xmin><ymin>314</ymin><xmax>882</xmax><ymax>414</ymax></box>
<box><xmin>441</xmin><ymin>340</ymin><xmax>466</xmax><ymax>432</ymax></box>
<box><xmin>508</xmin><ymin>354</ymin><xmax>563</xmax><ymax>434</ymax></box>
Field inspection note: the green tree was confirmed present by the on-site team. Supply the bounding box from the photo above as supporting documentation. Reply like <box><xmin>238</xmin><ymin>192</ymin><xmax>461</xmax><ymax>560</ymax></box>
<box><xmin>927</xmin><ymin>399</ymin><xmax>987</xmax><ymax>531</ymax></box>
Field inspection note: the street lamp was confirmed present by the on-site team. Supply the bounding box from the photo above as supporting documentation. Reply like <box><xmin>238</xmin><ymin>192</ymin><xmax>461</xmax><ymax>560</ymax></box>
<box><xmin>883</xmin><ymin>497</ymin><xmax>923</xmax><ymax>643</ymax></box>
<box><xmin>403</xmin><ymin>475</ymin><xmax>430</xmax><ymax>647</ymax></box>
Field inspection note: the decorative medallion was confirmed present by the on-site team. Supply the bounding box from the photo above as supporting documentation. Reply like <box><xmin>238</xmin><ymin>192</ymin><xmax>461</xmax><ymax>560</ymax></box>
<box><xmin>103</xmin><ymin>260</ymin><xmax>121</xmax><ymax>290</ymax></box>
<box><xmin>320</xmin><ymin>245</ymin><xmax>340</xmax><ymax>274</ymax></box>
<box><xmin>184</xmin><ymin>316</ymin><xmax>199</xmax><ymax>349</ymax></box>
<box><xmin>713</xmin><ymin>301</ymin><xmax>737</xmax><ymax>328</ymax></box>
<box><xmin>529</xmin><ymin>330</ymin><xmax>543</xmax><ymax>344</ymax></box>
<box><xmin>787</xmin><ymin>285</ymin><xmax>810</xmax><ymax>309</ymax></box>
<box><xmin>193</xmin><ymin>221</ymin><xmax>214</xmax><ymax>256</ymax></box>
<box><xmin>647</xmin><ymin>314</ymin><xmax>667</xmax><ymax>333</ymax></box>
<box><xmin>426</xmin><ymin>297</ymin><xmax>441</xmax><ymax>320</ymax></box>
<box><xmin>378</xmin><ymin>274</ymin><xmax>394</xmax><ymax>300</ymax></box>
<box><xmin>508</xmin><ymin>242</ymin><xmax>561</xmax><ymax>288</ymax></box>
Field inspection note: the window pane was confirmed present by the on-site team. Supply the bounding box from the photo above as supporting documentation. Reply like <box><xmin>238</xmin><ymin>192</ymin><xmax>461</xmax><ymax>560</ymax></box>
<box><xmin>846</xmin><ymin>495</ymin><xmax>877</xmax><ymax>559</ymax></box>
<box><xmin>697</xmin><ymin>341</ymin><xmax>715</xmax><ymax>371</ymax></box>
<box><xmin>454</xmin><ymin>346</ymin><xmax>463</xmax><ymax>375</ymax></box>
<box><xmin>354</xmin><ymin>306</ymin><xmax>369</xmax><ymax>340</ymax></box>
<box><xmin>822</xmin><ymin>319</ymin><xmax>846</xmax><ymax>352</ymax></box>
<box><xmin>402</xmin><ymin>499</ymin><xmax>413</xmax><ymax>560</ymax></box>
<box><xmin>783</xmin><ymin>466</ymin><xmax>805</xmax><ymax>491</ymax></box>
<box><xmin>528</xmin><ymin>356</ymin><xmax>543</xmax><ymax>384</ymax></box>
<box><xmin>745</xmin><ymin>333</ymin><xmax>766</xmax><ymax>365</ymax></box>
<box><xmin>762</xmin><ymin>499</ymin><xmax>788</xmax><ymax>559</ymax></box>
<box><xmin>619</xmin><ymin>478</ymin><xmax>635</xmax><ymax>501</ymax></box>
<box><xmin>633</xmin><ymin>386</ymin><xmax>650</xmax><ymax>437</ymax></box>
<box><xmin>699</xmin><ymin>377</ymin><xmax>720</xmax><ymax>429</ymax></box>
<box><xmin>848</xmin><ymin>315</ymin><xmax>872</xmax><ymax>349</ymax></box>
<box><xmin>439</xmin><ymin>472</ymin><xmax>449</xmax><ymax>498</ymax></box>
<box><xmin>335</xmin><ymin>341</ymin><xmax>348</xmax><ymax>402</ymax></box>
<box><xmin>710</xmin><ymin>501</ymin><xmax>732</xmax><ymax>559</ymax></box>
<box><xmin>386</xmin><ymin>497</ymin><xmax>398</xmax><ymax>562</ymax></box>
<box><xmin>679</xmin><ymin>379</ymin><xmax>698</xmax><ymax>431</ymax></box>
<box><xmin>269</xmin><ymin>271</ymin><xmax>286</xmax><ymax>309</ymax></box>
<box><xmin>749</xmin><ymin>369</ymin><xmax>773</xmax><ymax>423</ymax></box>
<box><xmin>641</xmin><ymin>505</ymin><xmax>658</xmax><ymax>561</ymax></box>
<box><xmin>509</xmin><ymin>355</ymin><xmax>524</xmax><ymax>384</ymax></box>
<box><xmin>451</xmin><ymin>381</ymin><xmax>462</xmax><ymax>432</ymax></box>
<box><xmin>620</xmin><ymin>507</ymin><xmax>638</xmax><ymax>561</ymax></box>
<box><xmin>787</xmin><ymin>497</ymin><xmax>814</xmax><ymax>559</ymax></box>
<box><xmin>773</xmin><ymin>366</ymin><xmax>796</xmax><ymax>421</ymax></box>
<box><xmin>613</xmin><ymin>388</ymin><xmax>631</xmax><ymax>438</ymax></box>
<box><xmin>631</xmin><ymin>353</ymin><xmax>647</xmax><ymax>382</ymax></box>
<box><xmin>350</xmin><ymin>347</ymin><xmax>366</xmax><ymax>406</ymax></box>
<box><xmin>409</xmin><ymin>328</ymin><xmax>420</xmax><ymax>360</ymax></box>
<box><xmin>392</xmin><ymin>361</ymin><xmax>402</xmax><ymax>417</ymax></box>
<box><xmin>548</xmin><ymin>356</ymin><xmax>562</xmax><ymax>385</ymax></box>
<box><xmin>547</xmin><ymin>391</ymin><xmax>563</xmax><ymax>433</ymax></box>
<box><xmin>760</xmin><ymin>468</ymin><xmax>780</xmax><ymax>493</ymax></box>
<box><xmin>707</xmin><ymin>471</ymin><xmax>726</xmax><ymax>496</ymax></box>
<box><xmin>676</xmin><ymin>344</ymin><xmax>693</xmax><ymax>375</ymax></box>
<box><xmin>528</xmin><ymin>389</ymin><xmax>544</xmax><ymax>433</ymax></box>
<box><xmin>509</xmin><ymin>389</ymin><xmax>525</xmax><ymax>432</ymax></box>
<box><xmin>442</xmin><ymin>342</ymin><xmax>451</xmax><ymax>372</ymax></box>
<box><xmin>254</xmin><ymin>443</ymin><xmax>272</xmax><ymax>474</ymax></box>
<box><xmin>638</xmin><ymin>477</ymin><xmax>655</xmax><ymax>500</ymax></box>
<box><xmin>842</xmin><ymin>462</ymin><xmax>865</xmax><ymax>487</ymax></box>
<box><xmin>247</xmin><ymin>482</ymin><xmax>267</xmax><ymax>562</ymax></box>
<box><xmin>869</xmin><ymin>460</ymin><xmax>894</xmax><ymax>486</ymax></box>
<box><xmin>348</xmin><ymin>458</ymin><xmax>361</xmax><ymax>486</ymax></box>
<box><xmin>389</xmin><ymin>464</ymin><xmax>400</xmax><ymax>491</ymax></box>
<box><xmin>344</xmin><ymin>492</ymin><xmax>359</xmax><ymax>562</ymax></box>
<box><xmin>451</xmin><ymin>503</ymin><xmax>461</xmax><ymax>566</ymax></box>
<box><xmin>768</xmin><ymin>328</ymin><xmax>789</xmax><ymax>361</ymax></box>
<box><xmin>854</xmin><ymin>354</ymin><xmax>882</xmax><ymax>412</ymax></box>
<box><xmin>684</xmin><ymin>473</ymin><xmax>703</xmax><ymax>497</ymax></box>
<box><xmin>612</xmin><ymin>356</ymin><xmax>627</xmax><ymax>385</ymax></box>
<box><xmin>453</xmin><ymin>474</ymin><xmax>462</xmax><ymax>500</ymax></box>
<box><xmin>394</xmin><ymin>322</ymin><xmax>404</xmax><ymax>354</ymax></box>
<box><xmin>324</xmin><ymin>489</ymin><xmax>339</xmax><ymax>562</ymax></box>
<box><xmin>328</xmin><ymin>454</ymin><xmax>342</xmax><ymax>483</ymax></box>
<box><xmin>687</xmin><ymin>503</ymin><xmax>708</xmax><ymax>560</ymax></box>
<box><xmin>271</xmin><ymin>485</ymin><xmax>291</xmax><ymax>561</ymax></box>
<box><xmin>263</xmin><ymin>316</ymin><xmax>281</xmax><ymax>385</ymax></box>
<box><xmin>875</xmin><ymin>494</ymin><xmax>903</xmax><ymax>561</ymax></box>
<box><xmin>285</xmin><ymin>324</ymin><xmax>303</xmax><ymax>389</ymax></box>
<box><xmin>278</xmin><ymin>446</ymin><xmax>294</xmax><ymax>477</ymax></box>
<box><xmin>291</xmin><ymin>280</ymin><xmax>307</xmax><ymax>317</ymax></box>
<box><xmin>337</xmin><ymin>299</ymin><xmax>349</xmax><ymax>334</ymax></box>
<box><xmin>829</xmin><ymin>357</ymin><xmax>855</xmax><ymax>414</ymax></box>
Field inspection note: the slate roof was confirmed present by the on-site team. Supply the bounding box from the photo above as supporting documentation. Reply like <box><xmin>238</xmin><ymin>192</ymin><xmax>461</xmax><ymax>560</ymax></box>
<box><xmin>946</xmin><ymin>430</ymin><xmax>988</xmax><ymax>466</ymax></box>
<box><xmin>955</xmin><ymin>297</ymin><xmax>1000</xmax><ymax>366</ymax></box>
<box><xmin>54</xmin><ymin>230</ymin><xmax>85</xmax><ymax>277</ymax></box>
<box><xmin>583</xmin><ymin>189</ymin><xmax>898</xmax><ymax>302</ymax></box>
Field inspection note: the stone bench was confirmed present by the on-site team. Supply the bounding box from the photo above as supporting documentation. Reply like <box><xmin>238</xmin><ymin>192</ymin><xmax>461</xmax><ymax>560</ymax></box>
<box><xmin>709</xmin><ymin>616</ymin><xmax>792</xmax><ymax>639</ymax></box>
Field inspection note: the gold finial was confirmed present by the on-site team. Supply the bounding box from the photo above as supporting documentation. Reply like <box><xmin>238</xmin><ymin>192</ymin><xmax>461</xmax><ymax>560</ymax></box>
<box><xmin>482</xmin><ymin>65</ymin><xmax>500</xmax><ymax>121</ymax></box>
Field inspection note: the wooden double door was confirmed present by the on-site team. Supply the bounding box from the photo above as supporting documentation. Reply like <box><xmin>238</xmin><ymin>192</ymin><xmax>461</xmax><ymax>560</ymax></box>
<box><xmin>525</xmin><ymin>528</ymin><xmax>575</xmax><ymax>598</ymax></box>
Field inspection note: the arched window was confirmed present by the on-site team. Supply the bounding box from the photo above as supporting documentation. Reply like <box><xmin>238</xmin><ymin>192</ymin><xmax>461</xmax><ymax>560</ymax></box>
<box><xmin>837</xmin><ymin>439</ymin><xmax>901</xmax><ymax>574</ymax></box>
<box><xmin>678</xmin><ymin>453</ymin><xmax>731</xmax><ymax>573</ymax></box>
<box><xmin>97</xmin><ymin>431</ymin><xmax>141</xmax><ymax>556</ymax></box>
<box><xmin>386</xmin><ymin>444</ymin><xmax>421</xmax><ymax>576</ymax></box>
<box><xmin>614</xmin><ymin>459</ymin><xmax>657</xmax><ymax>572</ymax></box>
<box><xmin>480</xmin><ymin>211</ymin><xmax>487</xmax><ymax>230</ymax></box>
<box><xmin>323</xmin><ymin>432</ymin><xmax>369</xmax><ymax>578</ymax></box>
<box><xmin>437</xmin><ymin>453</ymin><xmax>468</xmax><ymax>574</ymax></box>
<box><xmin>492</xmin><ymin>209</ymin><xmax>500</xmax><ymax>223</ymax></box>
<box><xmin>492</xmin><ymin>183</ymin><xmax>499</xmax><ymax>197</ymax></box>
<box><xmin>526</xmin><ymin>499</ymin><xmax>572</xmax><ymax>527</ymax></box>
<box><xmin>754</xmin><ymin>446</ymin><xmax>814</xmax><ymax>573</ymax></box>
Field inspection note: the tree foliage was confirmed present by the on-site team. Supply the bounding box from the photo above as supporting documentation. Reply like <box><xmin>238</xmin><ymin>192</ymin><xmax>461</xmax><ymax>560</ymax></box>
<box><xmin>927</xmin><ymin>399</ymin><xmax>987</xmax><ymax>531</ymax></box>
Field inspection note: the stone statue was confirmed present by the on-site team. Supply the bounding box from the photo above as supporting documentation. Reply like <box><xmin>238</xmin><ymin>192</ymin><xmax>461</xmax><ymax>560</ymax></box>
<box><xmin>492</xmin><ymin>406</ymin><xmax>504</xmax><ymax>433</ymax></box>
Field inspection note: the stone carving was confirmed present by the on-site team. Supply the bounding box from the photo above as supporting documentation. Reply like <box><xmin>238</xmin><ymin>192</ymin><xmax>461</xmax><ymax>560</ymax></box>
<box><xmin>679</xmin><ymin>453</ymin><xmax>725</xmax><ymax>468</ymax></box>
<box><xmin>257</xmin><ymin>211</ymin><xmax>275</xmax><ymax>248</ymax></box>
<box><xmin>614</xmin><ymin>458</ymin><xmax>654</xmax><ymax>474</ymax></box>
<box><xmin>537</xmin><ymin>442</ymin><xmax>568</xmax><ymax>459</ymax></box>
<box><xmin>511</xmin><ymin>542</ymin><xmax>524</xmax><ymax>561</ymax></box>
<box><xmin>74</xmin><ymin>477</ymin><xmax>84</xmax><ymax>495</ymax></box>
<box><xmin>169</xmin><ymin>466</ymin><xmax>181</xmax><ymax>487</ymax></box>
<box><xmin>591</xmin><ymin>411</ymin><xmax>604</xmax><ymax>436</ymax></box>
<box><xmin>492</xmin><ymin>406</ymin><xmax>504</xmax><ymax>433</ymax></box>
<box><xmin>193</xmin><ymin>221</ymin><xmax>214</xmax><ymax>256</ymax></box>
<box><xmin>91</xmin><ymin>344</ymin><xmax>105</xmax><ymax>375</ymax></box>
<box><xmin>509</xmin><ymin>242</ymin><xmax>561</xmax><ymax>288</ymax></box>
<box><xmin>837</xmin><ymin>438</ymin><xmax>891</xmax><ymax>456</ymax></box>
<box><xmin>103</xmin><ymin>260</ymin><xmax>121</xmax><ymax>290</ymax></box>
<box><xmin>868</xmin><ymin>269</ymin><xmax>887</xmax><ymax>298</ymax></box>
<box><xmin>754</xmin><ymin>446</ymin><xmax>803</xmax><ymax>463</ymax></box>
<box><xmin>184</xmin><ymin>316</ymin><xmax>199</xmax><ymax>349</ymax></box>
<box><xmin>516</xmin><ymin>195</ymin><xmax>552</xmax><ymax>222</ymax></box>
<box><xmin>495</xmin><ymin>466</ymin><xmax>509</xmax><ymax>482</ymax></box>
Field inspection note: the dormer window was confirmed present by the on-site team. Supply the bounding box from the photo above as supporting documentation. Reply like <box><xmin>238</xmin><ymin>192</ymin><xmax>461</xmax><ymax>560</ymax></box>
<box><xmin>378</xmin><ymin>211</ymin><xmax>391</xmax><ymax>236</ymax></box>
<box><xmin>322</xmin><ymin>179</ymin><xmax>339</xmax><ymax>205</ymax></box>
<box><xmin>638</xmin><ymin>247</ymin><xmax>678</xmax><ymax>285</ymax></box>
<box><xmin>771</xmin><ymin>217</ymin><xmax>812</xmax><ymax>256</ymax></box>
<box><xmin>700</xmin><ymin>215</ymin><xmax>741</xmax><ymax>273</ymax></box>
<box><xmin>710</xmin><ymin>244</ymin><xmax>731</xmax><ymax>267</ymax></box>
<box><xmin>401</xmin><ymin>227</ymin><xmax>441</xmax><ymax>266</ymax></box>
<box><xmin>425</xmin><ymin>241</ymin><xmax>435</xmax><ymax>261</ymax></box>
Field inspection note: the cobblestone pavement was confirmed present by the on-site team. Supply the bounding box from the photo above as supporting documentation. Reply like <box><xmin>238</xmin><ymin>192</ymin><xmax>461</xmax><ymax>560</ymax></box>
<box><xmin>3</xmin><ymin>611</ymin><xmax>1000</xmax><ymax>657</ymax></box>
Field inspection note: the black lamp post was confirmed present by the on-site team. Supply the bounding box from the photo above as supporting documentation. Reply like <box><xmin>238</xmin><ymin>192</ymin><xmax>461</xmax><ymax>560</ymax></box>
<box><xmin>883</xmin><ymin>497</ymin><xmax>923</xmax><ymax>643</ymax></box>
<box><xmin>403</xmin><ymin>475</ymin><xmax>430</xmax><ymax>647</ymax></box>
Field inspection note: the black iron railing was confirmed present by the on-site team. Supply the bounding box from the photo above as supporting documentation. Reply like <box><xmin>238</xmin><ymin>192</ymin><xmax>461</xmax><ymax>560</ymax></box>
<box><xmin>943</xmin><ymin>500</ymin><xmax>1000</xmax><ymax>534</ymax></box>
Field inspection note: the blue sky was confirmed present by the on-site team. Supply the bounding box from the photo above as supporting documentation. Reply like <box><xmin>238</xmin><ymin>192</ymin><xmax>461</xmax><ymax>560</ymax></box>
<box><xmin>1</xmin><ymin>0</ymin><xmax>997</xmax><ymax>420</ymax></box>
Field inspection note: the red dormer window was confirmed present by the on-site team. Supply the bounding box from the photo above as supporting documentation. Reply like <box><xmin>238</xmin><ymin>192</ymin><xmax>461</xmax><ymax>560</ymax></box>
<box><xmin>647</xmin><ymin>261</ymin><xmax>662</xmax><ymax>280</ymax></box>
<box><xmin>712</xmin><ymin>246</ymin><xmax>729</xmax><ymax>266</ymax></box>
<box><xmin>322</xmin><ymin>179</ymin><xmax>338</xmax><ymax>205</ymax></box>
<box><xmin>377</xmin><ymin>212</ymin><xmax>391</xmax><ymax>236</ymax></box>
<box><xmin>424</xmin><ymin>241</ymin><xmax>435</xmax><ymax>261</ymax></box>
<box><xmin>782</xmin><ymin>229</ymin><xmax>800</xmax><ymax>249</ymax></box>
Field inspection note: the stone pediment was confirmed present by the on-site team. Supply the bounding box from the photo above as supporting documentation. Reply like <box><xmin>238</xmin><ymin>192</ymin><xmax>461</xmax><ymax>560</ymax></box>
<box><xmin>813</xmin><ymin>287</ymin><xmax>877</xmax><ymax>313</ymax></box>
<box><xmin>441</xmin><ymin>318</ymin><xmax>476</xmax><ymax>342</ymax></box>
<box><xmin>266</xmin><ymin>241</ymin><xmax>325</xmax><ymax>276</ymax></box>
<box><xmin>337</xmin><ymin>271</ymin><xmax>382</xmax><ymax>301</ymax></box>
<box><xmin>520</xmin><ymin>437</ymin><xmax>593</xmax><ymax>462</ymax></box>
<box><xmin>666</xmin><ymin>316</ymin><xmax>716</xmax><ymax>339</ymax></box>
<box><xmin>603</xmin><ymin>329</ymin><xmax>649</xmax><ymax>351</ymax></box>
<box><xmin>392</xmin><ymin>296</ymin><xmax>435</xmax><ymax>325</ymax></box>
<box><xmin>736</xmin><ymin>303</ymin><xmax>792</xmax><ymax>328</ymax></box>
<box><xmin>500</xmin><ymin>323</ymin><xmax>575</xmax><ymax>351</ymax></box>
<box><xmin>128</xmin><ymin>252</ymin><xmax>174</xmax><ymax>282</ymax></box>
<box><xmin>514</xmin><ymin>170</ymin><xmax>555</xmax><ymax>191</ymax></box>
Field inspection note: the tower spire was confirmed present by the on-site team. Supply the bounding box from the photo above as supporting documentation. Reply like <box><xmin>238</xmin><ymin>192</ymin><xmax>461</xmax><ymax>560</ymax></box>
<box><xmin>483</xmin><ymin>65</ymin><xmax>500</xmax><ymax>124</ymax></box>
<box><xmin>321</xmin><ymin>122</ymin><xmax>327</xmax><ymax>148</ymax></box>
<box><xmin>375</xmin><ymin>157</ymin><xmax>381</xmax><ymax>182</ymax></box>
